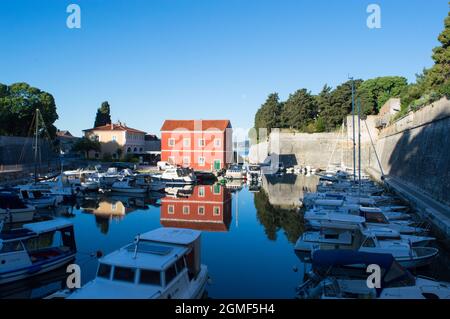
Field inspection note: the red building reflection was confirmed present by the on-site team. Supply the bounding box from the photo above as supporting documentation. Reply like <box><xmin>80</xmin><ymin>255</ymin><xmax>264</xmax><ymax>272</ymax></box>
<box><xmin>160</xmin><ymin>184</ymin><xmax>232</xmax><ymax>232</ymax></box>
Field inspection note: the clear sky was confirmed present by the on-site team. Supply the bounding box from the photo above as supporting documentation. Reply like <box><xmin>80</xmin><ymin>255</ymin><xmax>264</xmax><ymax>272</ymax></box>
<box><xmin>0</xmin><ymin>0</ymin><xmax>448</xmax><ymax>137</ymax></box>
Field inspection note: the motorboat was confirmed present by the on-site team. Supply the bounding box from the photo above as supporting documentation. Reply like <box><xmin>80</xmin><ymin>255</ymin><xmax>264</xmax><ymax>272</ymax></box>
<box><xmin>304</xmin><ymin>208</ymin><xmax>426</xmax><ymax>235</ymax></box>
<box><xmin>164</xmin><ymin>185</ymin><xmax>194</xmax><ymax>198</ymax></box>
<box><xmin>224</xmin><ymin>164</ymin><xmax>246</xmax><ymax>180</ymax></box>
<box><xmin>154</xmin><ymin>168</ymin><xmax>196</xmax><ymax>185</ymax></box>
<box><xmin>0</xmin><ymin>192</ymin><xmax>36</xmax><ymax>223</ymax></box>
<box><xmin>246</xmin><ymin>164</ymin><xmax>262</xmax><ymax>181</ymax></box>
<box><xmin>134</xmin><ymin>174</ymin><xmax>166</xmax><ymax>192</ymax></box>
<box><xmin>297</xmin><ymin>250</ymin><xmax>450</xmax><ymax>299</ymax></box>
<box><xmin>18</xmin><ymin>189</ymin><xmax>58</xmax><ymax>209</ymax></box>
<box><xmin>60</xmin><ymin>227</ymin><xmax>209</xmax><ymax>299</ymax></box>
<box><xmin>294</xmin><ymin>227</ymin><xmax>438</xmax><ymax>269</ymax></box>
<box><xmin>111</xmin><ymin>177</ymin><xmax>146</xmax><ymax>194</ymax></box>
<box><xmin>97</xmin><ymin>167</ymin><xmax>122</xmax><ymax>187</ymax></box>
<box><xmin>0</xmin><ymin>219</ymin><xmax>77</xmax><ymax>285</ymax></box>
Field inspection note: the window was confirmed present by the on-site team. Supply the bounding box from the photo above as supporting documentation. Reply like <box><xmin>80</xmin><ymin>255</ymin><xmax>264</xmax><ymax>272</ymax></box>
<box><xmin>168</xmin><ymin>156</ymin><xmax>175</xmax><ymax>164</ymax></box>
<box><xmin>111</xmin><ymin>203</ymin><xmax>116</xmax><ymax>211</ymax></box>
<box><xmin>133</xmin><ymin>147</ymin><xmax>137</xmax><ymax>152</ymax></box>
<box><xmin>139</xmin><ymin>148</ymin><xmax>143</xmax><ymax>152</ymax></box>
<box><xmin>183</xmin><ymin>206</ymin><xmax>190</xmax><ymax>215</ymax></box>
<box><xmin>127</xmin><ymin>147</ymin><xmax>131</xmax><ymax>153</ymax></box>
<box><xmin>213</xmin><ymin>206</ymin><xmax>221</xmax><ymax>216</ymax></box>
<box><xmin>165</xmin><ymin>264</ymin><xmax>177</xmax><ymax>285</ymax></box>
<box><xmin>214</xmin><ymin>138</ymin><xmax>221</xmax><ymax>147</ymax></box>
<box><xmin>213</xmin><ymin>183</ymin><xmax>221</xmax><ymax>194</ymax></box>
<box><xmin>175</xmin><ymin>257</ymin><xmax>186</xmax><ymax>273</ymax></box>
<box><xmin>362</xmin><ymin>238</ymin><xmax>376</xmax><ymax>248</ymax></box>
<box><xmin>198</xmin><ymin>139</ymin><xmax>205</xmax><ymax>147</ymax></box>
<box><xmin>168</xmin><ymin>138</ymin><xmax>175</xmax><ymax>147</ymax></box>
<box><xmin>198</xmin><ymin>187</ymin><xmax>205</xmax><ymax>197</ymax></box>
<box><xmin>168</xmin><ymin>205</ymin><xmax>175</xmax><ymax>214</ymax></box>
<box><xmin>97</xmin><ymin>264</ymin><xmax>112</xmax><ymax>279</ymax></box>
<box><xmin>183</xmin><ymin>156</ymin><xmax>190</xmax><ymax>165</ymax></box>
<box><xmin>0</xmin><ymin>241</ymin><xmax>24</xmax><ymax>253</ymax></box>
<box><xmin>198</xmin><ymin>157</ymin><xmax>205</xmax><ymax>166</ymax></box>
<box><xmin>112</xmin><ymin>136</ymin><xmax>117</xmax><ymax>141</ymax></box>
<box><xmin>198</xmin><ymin>206</ymin><xmax>205</xmax><ymax>215</ymax></box>
<box><xmin>139</xmin><ymin>269</ymin><xmax>161</xmax><ymax>286</ymax></box>
<box><xmin>183</xmin><ymin>138</ymin><xmax>190</xmax><ymax>147</ymax></box>
<box><xmin>113</xmin><ymin>266</ymin><xmax>136</xmax><ymax>283</ymax></box>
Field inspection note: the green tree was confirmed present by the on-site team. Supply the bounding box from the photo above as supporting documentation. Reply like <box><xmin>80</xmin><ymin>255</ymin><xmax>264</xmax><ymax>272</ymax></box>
<box><xmin>94</xmin><ymin>101</ymin><xmax>112</xmax><ymax>128</ymax></box>
<box><xmin>357</xmin><ymin>76</ymin><xmax>408</xmax><ymax>114</ymax></box>
<box><xmin>0</xmin><ymin>82</ymin><xmax>59</xmax><ymax>138</ymax></box>
<box><xmin>281</xmin><ymin>89</ymin><xmax>318</xmax><ymax>130</ymax></box>
<box><xmin>426</xmin><ymin>7</ymin><xmax>450</xmax><ymax>89</ymax></box>
<box><xmin>72</xmin><ymin>137</ymin><xmax>101</xmax><ymax>159</ymax></box>
<box><xmin>254</xmin><ymin>93</ymin><xmax>282</xmax><ymax>135</ymax></box>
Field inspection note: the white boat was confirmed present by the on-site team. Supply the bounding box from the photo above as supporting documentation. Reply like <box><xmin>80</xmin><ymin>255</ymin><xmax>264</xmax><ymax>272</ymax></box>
<box><xmin>154</xmin><ymin>168</ymin><xmax>196</xmax><ymax>185</ymax></box>
<box><xmin>111</xmin><ymin>178</ymin><xmax>146</xmax><ymax>194</ymax></box>
<box><xmin>225</xmin><ymin>164</ymin><xmax>246</xmax><ymax>180</ymax></box>
<box><xmin>0</xmin><ymin>219</ymin><xmax>77</xmax><ymax>285</ymax></box>
<box><xmin>16</xmin><ymin>188</ymin><xmax>58</xmax><ymax>209</ymax></box>
<box><xmin>304</xmin><ymin>208</ymin><xmax>426</xmax><ymax>235</ymax></box>
<box><xmin>63</xmin><ymin>227</ymin><xmax>209</xmax><ymax>299</ymax></box>
<box><xmin>246</xmin><ymin>164</ymin><xmax>262</xmax><ymax>181</ymax></box>
<box><xmin>295</xmin><ymin>227</ymin><xmax>438</xmax><ymax>269</ymax></box>
<box><xmin>134</xmin><ymin>174</ymin><xmax>166</xmax><ymax>192</ymax></box>
<box><xmin>164</xmin><ymin>185</ymin><xmax>194</xmax><ymax>198</ymax></box>
<box><xmin>97</xmin><ymin>167</ymin><xmax>122</xmax><ymax>186</ymax></box>
<box><xmin>297</xmin><ymin>250</ymin><xmax>450</xmax><ymax>299</ymax></box>
<box><xmin>0</xmin><ymin>192</ymin><xmax>36</xmax><ymax>223</ymax></box>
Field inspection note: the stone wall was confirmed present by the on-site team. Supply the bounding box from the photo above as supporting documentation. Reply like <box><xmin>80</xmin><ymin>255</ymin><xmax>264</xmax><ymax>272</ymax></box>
<box><xmin>371</xmin><ymin>97</ymin><xmax>450</xmax><ymax>206</ymax></box>
<box><xmin>0</xmin><ymin>136</ymin><xmax>57</xmax><ymax>166</ymax></box>
<box><xmin>248</xmin><ymin>115</ymin><xmax>378</xmax><ymax>170</ymax></box>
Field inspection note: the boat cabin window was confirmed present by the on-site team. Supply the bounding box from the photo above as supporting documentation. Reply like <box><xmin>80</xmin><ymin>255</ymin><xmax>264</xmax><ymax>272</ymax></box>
<box><xmin>362</xmin><ymin>237</ymin><xmax>376</xmax><ymax>248</ymax></box>
<box><xmin>165</xmin><ymin>264</ymin><xmax>177</xmax><ymax>285</ymax></box>
<box><xmin>324</xmin><ymin>233</ymin><xmax>340</xmax><ymax>240</ymax></box>
<box><xmin>113</xmin><ymin>266</ymin><xmax>136</xmax><ymax>283</ymax></box>
<box><xmin>97</xmin><ymin>263</ymin><xmax>112</xmax><ymax>279</ymax></box>
<box><xmin>175</xmin><ymin>257</ymin><xmax>186</xmax><ymax>273</ymax></box>
<box><xmin>139</xmin><ymin>269</ymin><xmax>161</xmax><ymax>286</ymax></box>
<box><xmin>0</xmin><ymin>241</ymin><xmax>24</xmax><ymax>253</ymax></box>
<box><xmin>365</xmin><ymin>212</ymin><xmax>388</xmax><ymax>224</ymax></box>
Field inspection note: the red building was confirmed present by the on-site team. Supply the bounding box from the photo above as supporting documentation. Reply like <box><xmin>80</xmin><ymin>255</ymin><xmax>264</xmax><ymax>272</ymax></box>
<box><xmin>160</xmin><ymin>120</ymin><xmax>233</xmax><ymax>171</ymax></box>
<box><xmin>160</xmin><ymin>185</ymin><xmax>232</xmax><ymax>232</ymax></box>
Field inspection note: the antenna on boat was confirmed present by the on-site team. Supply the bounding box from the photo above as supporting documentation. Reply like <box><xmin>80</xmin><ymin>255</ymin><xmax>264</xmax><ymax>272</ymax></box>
<box><xmin>133</xmin><ymin>234</ymin><xmax>140</xmax><ymax>259</ymax></box>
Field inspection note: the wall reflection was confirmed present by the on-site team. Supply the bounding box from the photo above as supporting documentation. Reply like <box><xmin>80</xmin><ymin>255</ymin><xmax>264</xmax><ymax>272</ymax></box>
<box><xmin>160</xmin><ymin>184</ymin><xmax>232</xmax><ymax>232</ymax></box>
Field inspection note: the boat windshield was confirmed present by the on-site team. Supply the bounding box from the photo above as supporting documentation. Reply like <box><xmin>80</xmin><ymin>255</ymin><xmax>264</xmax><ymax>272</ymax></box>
<box><xmin>383</xmin><ymin>261</ymin><xmax>416</xmax><ymax>288</ymax></box>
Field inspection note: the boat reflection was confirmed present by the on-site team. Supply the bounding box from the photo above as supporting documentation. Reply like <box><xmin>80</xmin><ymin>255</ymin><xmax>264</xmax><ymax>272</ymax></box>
<box><xmin>160</xmin><ymin>184</ymin><xmax>232</xmax><ymax>232</ymax></box>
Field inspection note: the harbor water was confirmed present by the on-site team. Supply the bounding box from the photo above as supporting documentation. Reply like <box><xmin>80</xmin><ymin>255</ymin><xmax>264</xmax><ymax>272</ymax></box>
<box><xmin>1</xmin><ymin>174</ymin><xmax>449</xmax><ymax>299</ymax></box>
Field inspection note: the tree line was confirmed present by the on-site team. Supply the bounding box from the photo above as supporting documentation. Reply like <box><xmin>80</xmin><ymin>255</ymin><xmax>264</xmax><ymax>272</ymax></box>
<box><xmin>254</xmin><ymin>7</ymin><xmax>450</xmax><ymax>134</ymax></box>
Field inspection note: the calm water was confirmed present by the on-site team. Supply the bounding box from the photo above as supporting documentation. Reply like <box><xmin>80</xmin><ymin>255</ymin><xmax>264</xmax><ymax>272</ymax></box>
<box><xmin>2</xmin><ymin>174</ymin><xmax>449</xmax><ymax>299</ymax></box>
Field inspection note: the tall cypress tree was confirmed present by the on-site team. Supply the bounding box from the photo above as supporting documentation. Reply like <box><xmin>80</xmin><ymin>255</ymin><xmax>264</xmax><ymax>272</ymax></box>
<box><xmin>94</xmin><ymin>101</ymin><xmax>112</xmax><ymax>127</ymax></box>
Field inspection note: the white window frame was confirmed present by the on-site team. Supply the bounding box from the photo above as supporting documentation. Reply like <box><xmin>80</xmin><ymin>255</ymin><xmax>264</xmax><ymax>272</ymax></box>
<box><xmin>183</xmin><ymin>206</ymin><xmax>190</xmax><ymax>215</ymax></box>
<box><xmin>198</xmin><ymin>186</ymin><xmax>205</xmax><ymax>197</ymax></box>
<box><xmin>168</xmin><ymin>156</ymin><xmax>176</xmax><ymax>164</ymax></box>
<box><xmin>214</xmin><ymin>138</ymin><xmax>221</xmax><ymax>147</ymax></box>
<box><xmin>183</xmin><ymin>138</ymin><xmax>190</xmax><ymax>148</ymax></box>
<box><xmin>213</xmin><ymin>206</ymin><xmax>221</xmax><ymax>216</ymax></box>
<box><xmin>168</xmin><ymin>205</ymin><xmax>175</xmax><ymax>215</ymax></box>
<box><xmin>198</xmin><ymin>156</ymin><xmax>205</xmax><ymax>166</ymax></box>
<box><xmin>198</xmin><ymin>206</ymin><xmax>205</xmax><ymax>215</ymax></box>
<box><xmin>168</xmin><ymin>138</ymin><xmax>176</xmax><ymax>147</ymax></box>
<box><xmin>183</xmin><ymin>156</ymin><xmax>190</xmax><ymax>165</ymax></box>
<box><xmin>198</xmin><ymin>138</ymin><xmax>206</xmax><ymax>147</ymax></box>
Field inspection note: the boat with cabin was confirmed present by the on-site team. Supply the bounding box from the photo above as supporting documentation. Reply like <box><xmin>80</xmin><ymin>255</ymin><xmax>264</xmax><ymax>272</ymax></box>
<box><xmin>0</xmin><ymin>219</ymin><xmax>77</xmax><ymax>285</ymax></box>
<box><xmin>0</xmin><ymin>192</ymin><xmax>36</xmax><ymax>223</ymax></box>
<box><xmin>59</xmin><ymin>227</ymin><xmax>208</xmax><ymax>299</ymax></box>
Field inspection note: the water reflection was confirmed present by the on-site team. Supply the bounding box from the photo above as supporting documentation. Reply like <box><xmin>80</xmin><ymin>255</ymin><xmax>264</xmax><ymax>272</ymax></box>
<box><xmin>161</xmin><ymin>185</ymin><xmax>232</xmax><ymax>232</ymax></box>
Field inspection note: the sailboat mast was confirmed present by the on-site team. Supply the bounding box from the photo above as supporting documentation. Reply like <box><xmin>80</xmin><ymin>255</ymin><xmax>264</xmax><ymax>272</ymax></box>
<box><xmin>34</xmin><ymin>108</ymin><xmax>39</xmax><ymax>183</ymax></box>
<box><xmin>357</xmin><ymin>99</ymin><xmax>361</xmax><ymax>185</ymax></box>
<box><xmin>350</xmin><ymin>77</ymin><xmax>356</xmax><ymax>182</ymax></box>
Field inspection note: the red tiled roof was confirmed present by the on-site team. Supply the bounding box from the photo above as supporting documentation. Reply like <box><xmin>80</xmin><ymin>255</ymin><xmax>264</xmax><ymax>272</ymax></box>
<box><xmin>160</xmin><ymin>120</ymin><xmax>231</xmax><ymax>132</ymax></box>
<box><xmin>84</xmin><ymin>123</ymin><xmax>146</xmax><ymax>134</ymax></box>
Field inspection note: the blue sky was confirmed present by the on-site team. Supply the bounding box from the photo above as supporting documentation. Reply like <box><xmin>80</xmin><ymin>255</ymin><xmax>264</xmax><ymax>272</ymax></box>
<box><xmin>0</xmin><ymin>0</ymin><xmax>447</xmax><ymax>136</ymax></box>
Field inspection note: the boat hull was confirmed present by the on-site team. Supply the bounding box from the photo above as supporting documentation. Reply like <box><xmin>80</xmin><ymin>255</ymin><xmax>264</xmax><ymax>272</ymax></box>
<box><xmin>0</xmin><ymin>208</ymin><xmax>35</xmax><ymax>223</ymax></box>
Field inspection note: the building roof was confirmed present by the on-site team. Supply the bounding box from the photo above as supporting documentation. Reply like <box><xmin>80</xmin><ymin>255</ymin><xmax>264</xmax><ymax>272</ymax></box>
<box><xmin>160</xmin><ymin>120</ymin><xmax>231</xmax><ymax>131</ymax></box>
<box><xmin>84</xmin><ymin>122</ymin><xmax>146</xmax><ymax>134</ymax></box>
<box><xmin>56</xmin><ymin>130</ymin><xmax>73</xmax><ymax>137</ymax></box>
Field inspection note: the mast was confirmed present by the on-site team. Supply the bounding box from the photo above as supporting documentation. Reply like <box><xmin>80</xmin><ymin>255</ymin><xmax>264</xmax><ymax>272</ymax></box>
<box><xmin>350</xmin><ymin>77</ymin><xmax>356</xmax><ymax>182</ymax></box>
<box><xmin>357</xmin><ymin>99</ymin><xmax>362</xmax><ymax>190</ymax></box>
<box><xmin>34</xmin><ymin>108</ymin><xmax>39</xmax><ymax>183</ymax></box>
